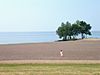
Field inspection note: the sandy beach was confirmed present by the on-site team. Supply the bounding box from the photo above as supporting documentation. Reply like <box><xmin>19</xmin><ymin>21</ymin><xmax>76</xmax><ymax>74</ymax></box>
<box><xmin>0</xmin><ymin>39</ymin><xmax>100</xmax><ymax>60</ymax></box>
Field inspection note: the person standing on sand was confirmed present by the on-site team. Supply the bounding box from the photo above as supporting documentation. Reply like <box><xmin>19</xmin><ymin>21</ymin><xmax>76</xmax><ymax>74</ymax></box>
<box><xmin>60</xmin><ymin>50</ymin><xmax>63</xmax><ymax>57</ymax></box>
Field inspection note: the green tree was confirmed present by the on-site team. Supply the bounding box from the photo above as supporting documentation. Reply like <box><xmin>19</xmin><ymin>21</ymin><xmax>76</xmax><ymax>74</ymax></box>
<box><xmin>56</xmin><ymin>22</ymin><xmax>66</xmax><ymax>40</ymax></box>
<box><xmin>71</xmin><ymin>23</ymin><xmax>80</xmax><ymax>39</ymax></box>
<box><xmin>56</xmin><ymin>21</ymin><xmax>72</xmax><ymax>41</ymax></box>
<box><xmin>79</xmin><ymin>21</ymin><xmax>92</xmax><ymax>39</ymax></box>
<box><xmin>65</xmin><ymin>21</ymin><xmax>72</xmax><ymax>40</ymax></box>
<box><xmin>85</xmin><ymin>24</ymin><xmax>92</xmax><ymax>38</ymax></box>
<box><xmin>56</xmin><ymin>20</ymin><xmax>92</xmax><ymax>41</ymax></box>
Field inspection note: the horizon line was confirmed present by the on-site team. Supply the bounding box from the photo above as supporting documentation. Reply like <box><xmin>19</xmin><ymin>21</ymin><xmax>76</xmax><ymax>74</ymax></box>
<box><xmin>0</xmin><ymin>30</ymin><xmax>99</xmax><ymax>32</ymax></box>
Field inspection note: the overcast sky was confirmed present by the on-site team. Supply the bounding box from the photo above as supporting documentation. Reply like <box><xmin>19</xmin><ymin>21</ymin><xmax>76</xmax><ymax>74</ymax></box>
<box><xmin>0</xmin><ymin>0</ymin><xmax>100</xmax><ymax>32</ymax></box>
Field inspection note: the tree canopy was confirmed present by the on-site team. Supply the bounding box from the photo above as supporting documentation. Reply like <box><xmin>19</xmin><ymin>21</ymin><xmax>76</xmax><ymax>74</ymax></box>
<box><xmin>56</xmin><ymin>20</ymin><xmax>92</xmax><ymax>41</ymax></box>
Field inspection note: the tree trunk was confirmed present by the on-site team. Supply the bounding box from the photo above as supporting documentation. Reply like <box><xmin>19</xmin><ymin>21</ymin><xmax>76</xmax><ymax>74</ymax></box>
<box><xmin>86</xmin><ymin>34</ymin><xmax>87</xmax><ymax>38</ymax></box>
<box><xmin>63</xmin><ymin>36</ymin><xmax>67</xmax><ymax>41</ymax></box>
<box><xmin>70</xmin><ymin>36</ymin><xmax>71</xmax><ymax>40</ymax></box>
<box><xmin>73</xmin><ymin>36</ymin><xmax>76</xmax><ymax>40</ymax></box>
<box><xmin>81</xmin><ymin>33</ymin><xmax>84</xmax><ymax>39</ymax></box>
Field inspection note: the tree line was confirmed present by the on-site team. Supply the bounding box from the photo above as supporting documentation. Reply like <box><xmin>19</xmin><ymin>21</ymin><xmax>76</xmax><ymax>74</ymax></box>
<box><xmin>56</xmin><ymin>20</ymin><xmax>92</xmax><ymax>41</ymax></box>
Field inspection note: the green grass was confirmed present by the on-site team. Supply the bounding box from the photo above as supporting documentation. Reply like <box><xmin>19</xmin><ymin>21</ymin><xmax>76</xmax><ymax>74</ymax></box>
<box><xmin>0</xmin><ymin>63</ymin><xmax>100</xmax><ymax>75</ymax></box>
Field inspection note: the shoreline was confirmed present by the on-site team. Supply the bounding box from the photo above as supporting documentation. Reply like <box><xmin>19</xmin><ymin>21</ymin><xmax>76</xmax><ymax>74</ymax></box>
<box><xmin>0</xmin><ymin>38</ymin><xmax>100</xmax><ymax>45</ymax></box>
<box><xmin>0</xmin><ymin>39</ymin><xmax>100</xmax><ymax>60</ymax></box>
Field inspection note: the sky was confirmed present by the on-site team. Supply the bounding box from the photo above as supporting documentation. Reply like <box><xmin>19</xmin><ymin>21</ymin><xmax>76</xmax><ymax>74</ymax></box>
<box><xmin>0</xmin><ymin>0</ymin><xmax>100</xmax><ymax>32</ymax></box>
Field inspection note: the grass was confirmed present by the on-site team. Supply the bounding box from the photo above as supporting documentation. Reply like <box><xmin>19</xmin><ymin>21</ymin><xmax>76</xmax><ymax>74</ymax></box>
<box><xmin>0</xmin><ymin>63</ymin><xmax>100</xmax><ymax>75</ymax></box>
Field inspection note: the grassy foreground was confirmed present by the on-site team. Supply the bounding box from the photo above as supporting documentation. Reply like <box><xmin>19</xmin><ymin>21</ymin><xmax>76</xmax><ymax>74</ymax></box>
<box><xmin>0</xmin><ymin>63</ymin><xmax>100</xmax><ymax>75</ymax></box>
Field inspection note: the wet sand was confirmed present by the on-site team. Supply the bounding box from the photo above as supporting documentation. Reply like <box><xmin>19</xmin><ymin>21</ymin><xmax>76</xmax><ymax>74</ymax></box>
<box><xmin>0</xmin><ymin>39</ymin><xmax>100</xmax><ymax>60</ymax></box>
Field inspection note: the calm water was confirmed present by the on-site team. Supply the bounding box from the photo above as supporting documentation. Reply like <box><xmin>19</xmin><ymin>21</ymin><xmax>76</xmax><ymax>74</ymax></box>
<box><xmin>0</xmin><ymin>31</ymin><xmax>100</xmax><ymax>44</ymax></box>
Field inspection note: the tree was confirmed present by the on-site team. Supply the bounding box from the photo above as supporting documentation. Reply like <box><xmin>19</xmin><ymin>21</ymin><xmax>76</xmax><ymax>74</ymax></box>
<box><xmin>56</xmin><ymin>20</ymin><xmax>92</xmax><ymax>41</ymax></box>
<box><xmin>56</xmin><ymin>21</ymin><xmax>72</xmax><ymax>41</ymax></box>
<box><xmin>56</xmin><ymin>22</ymin><xmax>66</xmax><ymax>40</ymax></box>
<box><xmin>65</xmin><ymin>21</ymin><xmax>72</xmax><ymax>40</ymax></box>
<box><xmin>71</xmin><ymin>23</ymin><xmax>80</xmax><ymax>39</ymax></box>
<box><xmin>85</xmin><ymin>24</ymin><xmax>92</xmax><ymax>38</ymax></box>
<box><xmin>79</xmin><ymin>21</ymin><xmax>92</xmax><ymax>39</ymax></box>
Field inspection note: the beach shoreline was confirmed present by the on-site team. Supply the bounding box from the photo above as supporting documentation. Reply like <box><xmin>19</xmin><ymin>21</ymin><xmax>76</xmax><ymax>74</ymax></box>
<box><xmin>0</xmin><ymin>39</ymin><xmax>100</xmax><ymax>61</ymax></box>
